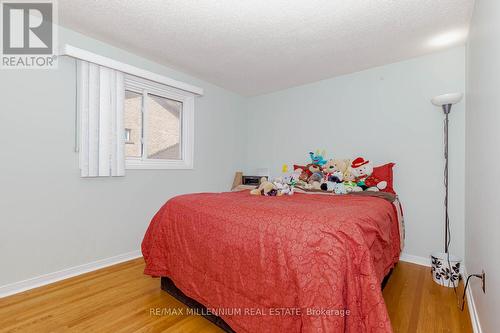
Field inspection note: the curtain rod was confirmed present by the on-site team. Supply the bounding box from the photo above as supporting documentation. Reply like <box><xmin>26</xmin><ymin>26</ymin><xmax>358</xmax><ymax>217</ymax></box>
<box><xmin>60</xmin><ymin>44</ymin><xmax>204</xmax><ymax>96</ymax></box>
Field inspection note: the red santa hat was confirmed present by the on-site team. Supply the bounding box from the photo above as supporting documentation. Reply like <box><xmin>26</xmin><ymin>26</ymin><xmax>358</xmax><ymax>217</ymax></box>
<box><xmin>351</xmin><ymin>157</ymin><xmax>369</xmax><ymax>168</ymax></box>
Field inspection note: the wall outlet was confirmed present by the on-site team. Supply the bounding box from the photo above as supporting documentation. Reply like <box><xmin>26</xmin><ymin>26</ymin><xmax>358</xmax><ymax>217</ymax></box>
<box><xmin>481</xmin><ymin>270</ymin><xmax>486</xmax><ymax>293</ymax></box>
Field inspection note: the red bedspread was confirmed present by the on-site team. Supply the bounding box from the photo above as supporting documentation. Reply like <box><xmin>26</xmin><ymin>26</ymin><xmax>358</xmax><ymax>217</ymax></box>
<box><xmin>142</xmin><ymin>191</ymin><xmax>400</xmax><ymax>332</ymax></box>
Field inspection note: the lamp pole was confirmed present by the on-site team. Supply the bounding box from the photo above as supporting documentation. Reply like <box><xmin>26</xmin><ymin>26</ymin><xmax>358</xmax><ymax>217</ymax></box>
<box><xmin>443</xmin><ymin>104</ymin><xmax>451</xmax><ymax>254</ymax></box>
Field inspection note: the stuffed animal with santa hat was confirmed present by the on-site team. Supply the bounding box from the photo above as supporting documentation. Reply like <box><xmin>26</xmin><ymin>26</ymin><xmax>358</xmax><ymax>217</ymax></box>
<box><xmin>350</xmin><ymin>157</ymin><xmax>387</xmax><ymax>191</ymax></box>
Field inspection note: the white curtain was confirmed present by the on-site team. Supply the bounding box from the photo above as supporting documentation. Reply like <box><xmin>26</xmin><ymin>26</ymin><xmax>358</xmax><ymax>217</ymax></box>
<box><xmin>77</xmin><ymin>60</ymin><xmax>125</xmax><ymax>177</ymax></box>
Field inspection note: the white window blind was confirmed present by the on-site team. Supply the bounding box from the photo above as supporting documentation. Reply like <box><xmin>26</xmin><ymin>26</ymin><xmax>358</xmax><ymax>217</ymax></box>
<box><xmin>77</xmin><ymin>60</ymin><xmax>125</xmax><ymax>177</ymax></box>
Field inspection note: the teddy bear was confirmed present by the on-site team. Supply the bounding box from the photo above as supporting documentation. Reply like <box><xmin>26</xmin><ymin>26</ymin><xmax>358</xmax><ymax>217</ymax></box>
<box><xmin>307</xmin><ymin>163</ymin><xmax>322</xmax><ymax>175</ymax></box>
<box><xmin>305</xmin><ymin>163</ymin><xmax>323</xmax><ymax>189</ymax></box>
<box><xmin>322</xmin><ymin>159</ymin><xmax>336</xmax><ymax>175</ymax></box>
<box><xmin>350</xmin><ymin>157</ymin><xmax>387</xmax><ymax>191</ymax></box>
<box><xmin>322</xmin><ymin>159</ymin><xmax>350</xmax><ymax>177</ymax></box>
<box><xmin>250</xmin><ymin>177</ymin><xmax>282</xmax><ymax>196</ymax></box>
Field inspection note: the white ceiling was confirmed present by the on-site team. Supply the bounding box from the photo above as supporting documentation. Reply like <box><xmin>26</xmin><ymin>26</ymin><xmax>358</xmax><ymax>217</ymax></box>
<box><xmin>59</xmin><ymin>0</ymin><xmax>474</xmax><ymax>96</ymax></box>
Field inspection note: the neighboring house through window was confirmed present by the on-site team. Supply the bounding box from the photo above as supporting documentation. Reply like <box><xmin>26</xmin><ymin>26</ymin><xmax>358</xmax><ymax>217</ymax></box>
<box><xmin>124</xmin><ymin>128</ymin><xmax>132</xmax><ymax>143</ymax></box>
<box><xmin>123</xmin><ymin>75</ymin><xmax>194</xmax><ymax>169</ymax></box>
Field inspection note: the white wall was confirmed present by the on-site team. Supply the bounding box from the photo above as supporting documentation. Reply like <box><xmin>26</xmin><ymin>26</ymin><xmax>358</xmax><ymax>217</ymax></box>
<box><xmin>243</xmin><ymin>47</ymin><xmax>466</xmax><ymax>260</ymax></box>
<box><xmin>465</xmin><ymin>1</ymin><xmax>500</xmax><ymax>331</ymax></box>
<box><xmin>0</xmin><ymin>27</ymin><xmax>245</xmax><ymax>286</ymax></box>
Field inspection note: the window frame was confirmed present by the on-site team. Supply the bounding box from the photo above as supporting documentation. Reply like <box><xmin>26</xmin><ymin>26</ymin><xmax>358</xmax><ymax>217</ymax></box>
<box><xmin>124</xmin><ymin>75</ymin><xmax>194</xmax><ymax>170</ymax></box>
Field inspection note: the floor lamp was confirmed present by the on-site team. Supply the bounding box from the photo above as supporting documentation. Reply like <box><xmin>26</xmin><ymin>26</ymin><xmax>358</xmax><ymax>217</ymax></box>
<box><xmin>430</xmin><ymin>92</ymin><xmax>463</xmax><ymax>288</ymax></box>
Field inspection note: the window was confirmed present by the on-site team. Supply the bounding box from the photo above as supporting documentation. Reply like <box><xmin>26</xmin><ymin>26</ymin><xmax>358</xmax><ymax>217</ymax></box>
<box><xmin>124</xmin><ymin>75</ymin><xmax>194</xmax><ymax>169</ymax></box>
<box><xmin>124</xmin><ymin>128</ymin><xmax>132</xmax><ymax>143</ymax></box>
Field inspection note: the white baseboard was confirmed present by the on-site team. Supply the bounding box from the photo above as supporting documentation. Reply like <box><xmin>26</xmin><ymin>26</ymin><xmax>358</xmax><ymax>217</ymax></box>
<box><xmin>466</xmin><ymin>283</ymin><xmax>482</xmax><ymax>333</ymax></box>
<box><xmin>0</xmin><ymin>250</ymin><xmax>142</xmax><ymax>299</ymax></box>
<box><xmin>399</xmin><ymin>253</ymin><xmax>431</xmax><ymax>267</ymax></box>
<box><xmin>463</xmin><ymin>267</ymin><xmax>483</xmax><ymax>333</ymax></box>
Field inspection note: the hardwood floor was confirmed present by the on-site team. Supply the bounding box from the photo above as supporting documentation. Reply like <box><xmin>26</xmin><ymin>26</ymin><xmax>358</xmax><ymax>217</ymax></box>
<box><xmin>0</xmin><ymin>259</ymin><xmax>472</xmax><ymax>332</ymax></box>
<box><xmin>383</xmin><ymin>261</ymin><xmax>472</xmax><ymax>333</ymax></box>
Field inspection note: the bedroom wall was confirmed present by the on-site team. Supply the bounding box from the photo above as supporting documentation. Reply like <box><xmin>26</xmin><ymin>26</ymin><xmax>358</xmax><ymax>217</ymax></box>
<box><xmin>465</xmin><ymin>0</ymin><xmax>500</xmax><ymax>331</ymax></box>
<box><xmin>0</xmin><ymin>25</ymin><xmax>467</xmax><ymax>292</ymax></box>
<box><xmin>242</xmin><ymin>47</ymin><xmax>466</xmax><ymax>261</ymax></box>
<box><xmin>0</xmin><ymin>27</ymin><xmax>245</xmax><ymax>287</ymax></box>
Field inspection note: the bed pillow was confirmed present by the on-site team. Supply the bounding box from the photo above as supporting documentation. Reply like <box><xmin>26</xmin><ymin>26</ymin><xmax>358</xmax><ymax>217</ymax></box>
<box><xmin>293</xmin><ymin>164</ymin><xmax>310</xmax><ymax>180</ymax></box>
<box><xmin>293</xmin><ymin>164</ymin><xmax>307</xmax><ymax>171</ymax></box>
<box><xmin>372</xmin><ymin>163</ymin><xmax>395</xmax><ymax>194</ymax></box>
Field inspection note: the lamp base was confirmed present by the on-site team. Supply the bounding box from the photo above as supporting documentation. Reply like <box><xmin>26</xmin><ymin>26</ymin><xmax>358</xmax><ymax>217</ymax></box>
<box><xmin>430</xmin><ymin>252</ymin><xmax>462</xmax><ymax>288</ymax></box>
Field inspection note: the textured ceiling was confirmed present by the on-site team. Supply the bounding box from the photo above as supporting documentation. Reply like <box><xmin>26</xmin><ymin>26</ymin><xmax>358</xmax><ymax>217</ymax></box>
<box><xmin>59</xmin><ymin>0</ymin><xmax>474</xmax><ymax>96</ymax></box>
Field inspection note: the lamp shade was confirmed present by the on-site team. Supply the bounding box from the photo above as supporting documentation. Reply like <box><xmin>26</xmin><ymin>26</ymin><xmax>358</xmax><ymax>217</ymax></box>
<box><xmin>431</xmin><ymin>93</ymin><xmax>463</xmax><ymax>107</ymax></box>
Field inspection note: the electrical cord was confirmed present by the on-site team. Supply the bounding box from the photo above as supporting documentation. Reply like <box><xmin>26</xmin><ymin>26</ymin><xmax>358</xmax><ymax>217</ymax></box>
<box><xmin>460</xmin><ymin>274</ymin><xmax>483</xmax><ymax>311</ymax></box>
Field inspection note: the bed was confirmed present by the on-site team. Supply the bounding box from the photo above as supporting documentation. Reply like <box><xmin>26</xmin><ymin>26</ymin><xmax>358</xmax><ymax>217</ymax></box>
<box><xmin>142</xmin><ymin>190</ymin><xmax>403</xmax><ymax>332</ymax></box>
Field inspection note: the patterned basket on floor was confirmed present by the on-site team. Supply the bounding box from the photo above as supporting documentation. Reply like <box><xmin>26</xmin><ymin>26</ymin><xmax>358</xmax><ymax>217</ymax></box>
<box><xmin>431</xmin><ymin>252</ymin><xmax>462</xmax><ymax>288</ymax></box>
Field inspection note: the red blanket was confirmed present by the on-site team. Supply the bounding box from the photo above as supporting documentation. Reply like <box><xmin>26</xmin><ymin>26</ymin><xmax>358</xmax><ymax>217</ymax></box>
<box><xmin>142</xmin><ymin>191</ymin><xmax>400</xmax><ymax>332</ymax></box>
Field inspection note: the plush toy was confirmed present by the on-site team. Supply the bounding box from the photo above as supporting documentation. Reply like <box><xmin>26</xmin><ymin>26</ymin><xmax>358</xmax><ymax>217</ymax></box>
<box><xmin>294</xmin><ymin>165</ymin><xmax>310</xmax><ymax>184</ymax></box>
<box><xmin>320</xmin><ymin>180</ymin><xmax>334</xmax><ymax>191</ymax></box>
<box><xmin>283</xmin><ymin>169</ymin><xmax>300</xmax><ymax>189</ymax></box>
<box><xmin>309</xmin><ymin>150</ymin><xmax>328</xmax><ymax>166</ymax></box>
<box><xmin>334</xmin><ymin>182</ymin><xmax>347</xmax><ymax>195</ymax></box>
<box><xmin>291</xmin><ymin>169</ymin><xmax>301</xmax><ymax>185</ymax></box>
<box><xmin>303</xmin><ymin>163</ymin><xmax>322</xmax><ymax>189</ymax></box>
<box><xmin>273</xmin><ymin>177</ymin><xmax>294</xmax><ymax>195</ymax></box>
<box><xmin>280</xmin><ymin>184</ymin><xmax>294</xmax><ymax>195</ymax></box>
<box><xmin>343</xmin><ymin>167</ymin><xmax>363</xmax><ymax>192</ymax></box>
<box><xmin>350</xmin><ymin>157</ymin><xmax>387</xmax><ymax>191</ymax></box>
<box><xmin>322</xmin><ymin>159</ymin><xmax>336</xmax><ymax>175</ymax></box>
<box><xmin>307</xmin><ymin>163</ymin><xmax>322</xmax><ymax>174</ymax></box>
<box><xmin>295</xmin><ymin>162</ymin><xmax>323</xmax><ymax>185</ymax></box>
<box><xmin>250</xmin><ymin>177</ymin><xmax>281</xmax><ymax>196</ymax></box>
<box><xmin>320</xmin><ymin>171</ymin><xmax>347</xmax><ymax>194</ymax></box>
<box><xmin>322</xmin><ymin>159</ymin><xmax>350</xmax><ymax>178</ymax></box>
<box><xmin>308</xmin><ymin>172</ymin><xmax>323</xmax><ymax>189</ymax></box>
